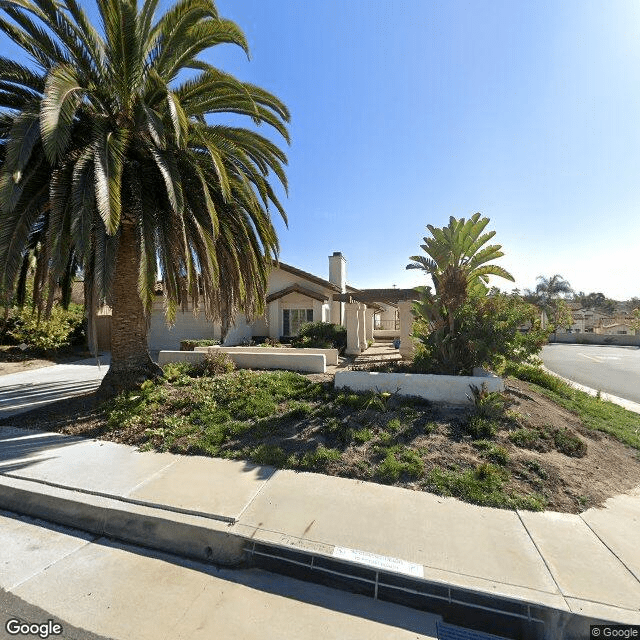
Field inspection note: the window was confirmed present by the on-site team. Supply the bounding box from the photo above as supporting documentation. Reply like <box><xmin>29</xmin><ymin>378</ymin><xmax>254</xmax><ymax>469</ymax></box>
<box><xmin>282</xmin><ymin>309</ymin><xmax>313</xmax><ymax>336</ymax></box>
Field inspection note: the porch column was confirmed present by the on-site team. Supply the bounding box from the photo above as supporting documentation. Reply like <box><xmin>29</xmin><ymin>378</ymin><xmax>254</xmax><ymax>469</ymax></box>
<box><xmin>268</xmin><ymin>301</ymin><xmax>280</xmax><ymax>339</ymax></box>
<box><xmin>358</xmin><ymin>303</ymin><xmax>367</xmax><ymax>351</ymax></box>
<box><xmin>398</xmin><ymin>301</ymin><xmax>416</xmax><ymax>360</ymax></box>
<box><xmin>345</xmin><ymin>302</ymin><xmax>361</xmax><ymax>355</ymax></box>
<box><xmin>365</xmin><ymin>307</ymin><xmax>375</xmax><ymax>344</ymax></box>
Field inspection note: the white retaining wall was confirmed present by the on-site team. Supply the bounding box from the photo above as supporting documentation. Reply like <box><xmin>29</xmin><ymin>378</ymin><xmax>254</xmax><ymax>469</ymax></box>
<box><xmin>334</xmin><ymin>368</ymin><xmax>504</xmax><ymax>405</ymax></box>
<box><xmin>549</xmin><ymin>333</ymin><xmax>640</xmax><ymax>347</ymax></box>
<box><xmin>158</xmin><ymin>350</ymin><xmax>326</xmax><ymax>373</ymax></box>
<box><xmin>194</xmin><ymin>345</ymin><xmax>339</xmax><ymax>366</ymax></box>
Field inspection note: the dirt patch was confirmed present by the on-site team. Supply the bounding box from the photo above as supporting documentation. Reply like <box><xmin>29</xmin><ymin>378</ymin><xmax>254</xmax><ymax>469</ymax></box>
<box><xmin>1</xmin><ymin>375</ymin><xmax>639</xmax><ymax>514</ymax></box>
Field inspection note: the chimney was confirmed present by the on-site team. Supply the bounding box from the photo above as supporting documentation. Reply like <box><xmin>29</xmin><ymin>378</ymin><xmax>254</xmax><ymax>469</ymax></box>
<box><xmin>329</xmin><ymin>251</ymin><xmax>347</xmax><ymax>326</ymax></box>
<box><xmin>328</xmin><ymin>251</ymin><xmax>346</xmax><ymax>293</ymax></box>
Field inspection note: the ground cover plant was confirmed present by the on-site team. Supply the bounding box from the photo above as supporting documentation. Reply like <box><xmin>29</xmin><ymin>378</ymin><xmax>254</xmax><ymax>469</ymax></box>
<box><xmin>10</xmin><ymin>361</ymin><xmax>639</xmax><ymax>514</ymax></box>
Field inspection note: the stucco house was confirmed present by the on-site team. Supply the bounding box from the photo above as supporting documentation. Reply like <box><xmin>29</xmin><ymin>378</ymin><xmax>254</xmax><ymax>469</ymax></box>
<box><xmin>148</xmin><ymin>252</ymin><xmax>354</xmax><ymax>351</ymax></box>
<box><xmin>595</xmin><ymin>322</ymin><xmax>636</xmax><ymax>336</ymax></box>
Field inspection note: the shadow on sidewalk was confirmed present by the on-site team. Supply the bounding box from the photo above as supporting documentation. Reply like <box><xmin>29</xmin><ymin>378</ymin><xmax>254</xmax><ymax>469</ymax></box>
<box><xmin>0</xmin><ymin>379</ymin><xmax>103</xmax><ymax>418</ymax></box>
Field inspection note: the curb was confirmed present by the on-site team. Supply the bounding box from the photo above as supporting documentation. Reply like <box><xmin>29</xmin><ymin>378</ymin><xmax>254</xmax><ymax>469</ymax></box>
<box><xmin>0</xmin><ymin>474</ymin><xmax>245</xmax><ymax>566</ymax></box>
<box><xmin>541</xmin><ymin>366</ymin><xmax>640</xmax><ymax>414</ymax></box>
<box><xmin>0</xmin><ymin>473</ymin><xmax>629</xmax><ymax>638</ymax></box>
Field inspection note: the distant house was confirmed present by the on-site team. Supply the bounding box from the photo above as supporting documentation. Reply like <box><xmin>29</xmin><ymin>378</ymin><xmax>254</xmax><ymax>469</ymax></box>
<box><xmin>148</xmin><ymin>251</ymin><xmax>356</xmax><ymax>351</ymax></box>
<box><xmin>595</xmin><ymin>322</ymin><xmax>636</xmax><ymax>336</ymax></box>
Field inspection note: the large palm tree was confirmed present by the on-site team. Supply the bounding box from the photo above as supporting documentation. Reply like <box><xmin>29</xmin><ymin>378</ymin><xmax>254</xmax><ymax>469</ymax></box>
<box><xmin>0</xmin><ymin>0</ymin><xmax>289</xmax><ymax>396</ymax></box>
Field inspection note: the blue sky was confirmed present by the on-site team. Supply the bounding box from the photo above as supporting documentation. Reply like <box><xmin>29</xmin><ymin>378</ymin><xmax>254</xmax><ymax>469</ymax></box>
<box><xmin>210</xmin><ymin>0</ymin><xmax>640</xmax><ymax>299</ymax></box>
<box><xmin>3</xmin><ymin>0</ymin><xmax>639</xmax><ymax>299</ymax></box>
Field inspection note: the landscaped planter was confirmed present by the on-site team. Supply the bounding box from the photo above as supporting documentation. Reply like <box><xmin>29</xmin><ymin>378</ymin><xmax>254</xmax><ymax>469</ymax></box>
<box><xmin>334</xmin><ymin>368</ymin><xmax>504</xmax><ymax>405</ymax></box>
<box><xmin>158</xmin><ymin>350</ymin><xmax>326</xmax><ymax>373</ymax></box>
<box><xmin>195</xmin><ymin>345</ymin><xmax>340</xmax><ymax>366</ymax></box>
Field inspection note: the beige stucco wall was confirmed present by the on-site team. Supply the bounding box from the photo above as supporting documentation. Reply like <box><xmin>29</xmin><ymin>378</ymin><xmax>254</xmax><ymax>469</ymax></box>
<box><xmin>148</xmin><ymin>299</ymin><xmax>221</xmax><ymax>351</ymax></box>
<box><xmin>147</xmin><ymin>265</ymin><xmax>337</xmax><ymax>349</ymax></box>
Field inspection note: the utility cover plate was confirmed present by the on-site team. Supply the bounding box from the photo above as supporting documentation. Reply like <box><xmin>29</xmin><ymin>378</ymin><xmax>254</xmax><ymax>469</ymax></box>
<box><xmin>332</xmin><ymin>546</ymin><xmax>423</xmax><ymax>577</ymax></box>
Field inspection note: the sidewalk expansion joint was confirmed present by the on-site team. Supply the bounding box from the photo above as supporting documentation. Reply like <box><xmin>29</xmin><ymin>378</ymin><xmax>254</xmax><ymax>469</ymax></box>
<box><xmin>515</xmin><ymin>510</ymin><xmax>569</xmax><ymax>608</ymax></box>
<box><xmin>579</xmin><ymin>512</ymin><xmax>640</xmax><ymax>585</ymax></box>
<box><xmin>124</xmin><ymin>458</ymin><xmax>180</xmax><ymax>496</ymax></box>
<box><xmin>0</xmin><ymin>471</ymin><xmax>236</xmax><ymax>524</ymax></box>
<box><xmin>233</xmin><ymin>469</ymin><xmax>278</xmax><ymax>523</ymax></box>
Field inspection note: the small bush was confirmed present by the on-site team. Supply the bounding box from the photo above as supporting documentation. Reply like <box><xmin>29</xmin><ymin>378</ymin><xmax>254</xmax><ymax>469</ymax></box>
<box><xmin>292</xmin><ymin>322</ymin><xmax>347</xmax><ymax>352</ymax></box>
<box><xmin>473</xmin><ymin>440</ymin><xmax>510</xmax><ymax>465</ymax></box>
<box><xmin>509</xmin><ymin>428</ymin><xmax>542</xmax><ymax>449</ymax></box>
<box><xmin>353</xmin><ymin>428</ymin><xmax>374</xmax><ymax>443</ymax></box>
<box><xmin>250</xmin><ymin>444</ymin><xmax>291</xmax><ymax>467</ymax></box>
<box><xmin>464</xmin><ymin>416</ymin><xmax>498</xmax><ymax>439</ymax></box>
<box><xmin>300</xmin><ymin>446</ymin><xmax>341</xmax><ymax>470</ymax></box>
<box><xmin>190</xmin><ymin>351</ymin><xmax>236</xmax><ymax>377</ymax></box>
<box><xmin>523</xmin><ymin>459</ymin><xmax>548</xmax><ymax>479</ymax></box>
<box><xmin>469</xmin><ymin>385</ymin><xmax>509</xmax><ymax>420</ymax></box>
<box><xmin>180</xmin><ymin>339</ymin><xmax>220</xmax><ymax>351</ymax></box>
<box><xmin>386</xmin><ymin>418</ymin><xmax>402</xmax><ymax>432</ymax></box>
<box><xmin>553</xmin><ymin>428</ymin><xmax>587</xmax><ymax>457</ymax></box>
<box><xmin>377</xmin><ymin>448</ymin><xmax>425</xmax><ymax>483</ymax></box>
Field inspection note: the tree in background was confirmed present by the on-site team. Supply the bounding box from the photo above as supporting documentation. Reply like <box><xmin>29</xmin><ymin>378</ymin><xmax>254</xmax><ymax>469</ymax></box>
<box><xmin>573</xmin><ymin>291</ymin><xmax>616</xmax><ymax>315</ymax></box>
<box><xmin>549</xmin><ymin>298</ymin><xmax>574</xmax><ymax>339</ymax></box>
<box><xmin>534</xmin><ymin>274</ymin><xmax>573</xmax><ymax>308</ymax></box>
<box><xmin>0</xmin><ymin>0</ymin><xmax>289</xmax><ymax>396</ymax></box>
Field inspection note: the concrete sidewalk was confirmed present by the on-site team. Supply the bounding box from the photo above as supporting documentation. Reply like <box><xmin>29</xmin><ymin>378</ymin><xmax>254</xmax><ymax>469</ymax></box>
<box><xmin>0</xmin><ymin>355</ymin><xmax>110</xmax><ymax>418</ymax></box>
<box><xmin>0</xmin><ymin>426</ymin><xmax>639</xmax><ymax>636</ymax></box>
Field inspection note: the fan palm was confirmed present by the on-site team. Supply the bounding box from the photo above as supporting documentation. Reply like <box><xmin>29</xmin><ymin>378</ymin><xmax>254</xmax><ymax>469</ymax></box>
<box><xmin>535</xmin><ymin>275</ymin><xmax>573</xmax><ymax>308</ymax></box>
<box><xmin>0</xmin><ymin>0</ymin><xmax>290</xmax><ymax>396</ymax></box>
<box><xmin>407</xmin><ymin>213</ymin><xmax>514</xmax><ymax>333</ymax></box>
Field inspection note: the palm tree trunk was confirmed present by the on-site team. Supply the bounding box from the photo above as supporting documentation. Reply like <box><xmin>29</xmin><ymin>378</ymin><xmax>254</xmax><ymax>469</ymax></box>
<box><xmin>98</xmin><ymin>222</ymin><xmax>162</xmax><ymax>398</ymax></box>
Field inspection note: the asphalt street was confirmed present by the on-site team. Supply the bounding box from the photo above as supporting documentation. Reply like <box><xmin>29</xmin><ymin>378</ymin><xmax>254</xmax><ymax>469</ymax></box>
<box><xmin>541</xmin><ymin>344</ymin><xmax>640</xmax><ymax>404</ymax></box>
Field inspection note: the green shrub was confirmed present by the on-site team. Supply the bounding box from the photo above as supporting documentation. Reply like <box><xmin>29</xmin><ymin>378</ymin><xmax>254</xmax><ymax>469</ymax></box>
<box><xmin>470</xmin><ymin>385</ymin><xmax>509</xmax><ymax>420</ymax></box>
<box><xmin>473</xmin><ymin>440</ymin><xmax>510</xmax><ymax>465</ymax></box>
<box><xmin>523</xmin><ymin>459</ymin><xmax>548</xmax><ymax>479</ymax></box>
<box><xmin>464</xmin><ymin>416</ymin><xmax>498</xmax><ymax>439</ymax></box>
<box><xmin>9</xmin><ymin>303</ymin><xmax>85</xmax><ymax>353</ymax></box>
<box><xmin>353</xmin><ymin>428</ymin><xmax>374</xmax><ymax>443</ymax></box>
<box><xmin>508</xmin><ymin>428</ymin><xmax>541</xmax><ymax>449</ymax></box>
<box><xmin>250</xmin><ymin>444</ymin><xmax>290</xmax><ymax>467</ymax></box>
<box><xmin>299</xmin><ymin>446</ymin><xmax>341</xmax><ymax>470</ymax></box>
<box><xmin>292</xmin><ymin>322</ymin><xmax>347</xmax><ymax>352</ymax></box>
<box><xmin>180</xmin><ymin>339</ymin><xmax>220</xmax><ymax>351</ymax></box>
<box><xmin>377</xmin><ymin>448</ymin><xmax>425</xmax><ymax>483</ymax></box>
<box><xmin>189</xmin><ymin>351</ymin><xmax>236</xmax><ymax>377</ymax></box>
<box><xmin>553</xmin><ymin>428</ymin><xmax>587</xmax><ymax>457</ymax></box>
<box><xmin>412</xmin><ymin>293</ymin><xmax>548</xmax><ymax>375</ymax></box>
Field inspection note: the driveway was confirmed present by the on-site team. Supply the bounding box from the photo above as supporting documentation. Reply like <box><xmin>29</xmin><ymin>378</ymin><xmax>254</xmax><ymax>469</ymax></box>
<box><xmin>0</xmin><ymin>355</ymin><xmax>111</xmax><ymax>419</ymax></box>
<box><xmin>541</xmin><ymin>344</ymin><xmax>640</xmax><ymax>404</ymax></box>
